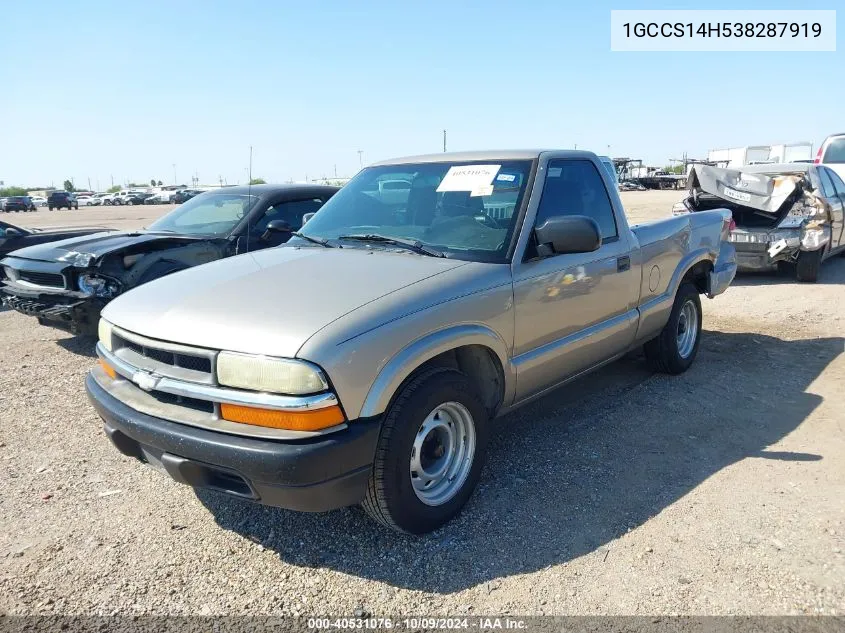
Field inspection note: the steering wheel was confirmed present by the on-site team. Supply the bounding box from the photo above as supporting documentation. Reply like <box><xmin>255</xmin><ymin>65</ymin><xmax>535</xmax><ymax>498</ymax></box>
<box><xmin>477</xmin><ymin>213</ymin><xmax>504</xmax><ymax>229</ymax></box>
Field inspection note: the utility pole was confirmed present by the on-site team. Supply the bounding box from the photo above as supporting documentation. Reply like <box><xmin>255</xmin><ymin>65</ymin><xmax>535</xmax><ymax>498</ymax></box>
<box><xmin>88</xmin><ymin>177</ymin><xmax>91</xmax><ymax>191</ymax></box>
<box><xmin>173</xmin><ymin>164</ymin><xmax>177</xmax><ymax>185</ymax></box>
<box><xmin>334</xmin><ymin>164</ymin><xmax>337</xmax><ymax>178</ymax></box>
<box><xmin>110</xmin><ymin>174</ymin><xmax>114</xmax><ymax>188</ymax></box>
<box><xmin>574</xmin><ymin>143</ymin><xmax>578</xmax><ymax>150</ymax></box>
<box><xmin>443</xmin><ymin>129</ymin><xmax>447</xmax><ymax>152</ymax></box>
<box><xmin>357</xmin><ymin>150</ymin><xmax>363</xmax><ymax>168</ymax></box>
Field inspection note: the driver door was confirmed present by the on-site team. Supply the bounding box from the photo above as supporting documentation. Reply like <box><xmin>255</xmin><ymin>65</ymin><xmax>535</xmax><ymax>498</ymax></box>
<box><xmin>511</xmin><ymin>159</ymin><xmax>640</xmax><ymax>401</ymax></box>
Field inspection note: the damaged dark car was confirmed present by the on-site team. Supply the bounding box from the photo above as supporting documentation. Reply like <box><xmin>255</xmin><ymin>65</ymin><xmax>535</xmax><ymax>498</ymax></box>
<box><xmin>674</xmin><ymin>163</ymin><xmax>845</xmax><ymax>282</ymax></box>
<box><xmin>1</xmin><ymin>220</ymin><xmax>112</xmax><ymax>280</ymax></box>
<box><xmin>1</xmin><ymin>184</ymin><xmax>338</xmax><ymax>334</ymax></box>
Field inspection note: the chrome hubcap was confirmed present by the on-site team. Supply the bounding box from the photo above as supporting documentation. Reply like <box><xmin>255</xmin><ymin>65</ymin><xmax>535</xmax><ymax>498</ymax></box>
<box><xmin>676</xmin><ymin>300</ymin><xmax>699</xmax><ymax>359</ymax></box>
<box><xmin>410</xmin><ymin>401</ymin><xmax>476</xmax><ymax>506</ymax></box>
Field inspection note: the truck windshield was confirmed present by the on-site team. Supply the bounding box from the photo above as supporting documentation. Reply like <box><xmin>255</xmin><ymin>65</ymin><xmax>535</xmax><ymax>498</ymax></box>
<box><xmin>147</xmin><ymin>192</ymin><xmax>258</xmax><ymax>236</ymax></box>
<box><xmin>296</xmin><ymin>160</ymin><xmax>533</xmax><ymax>262</ymax></box>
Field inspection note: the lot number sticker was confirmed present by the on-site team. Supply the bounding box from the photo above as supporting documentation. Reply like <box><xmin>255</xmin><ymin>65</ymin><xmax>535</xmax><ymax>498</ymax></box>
<box><xmin>437</xmin><ymin>165</ymin><xmax>501</xmax><ymax>194</ymax></box>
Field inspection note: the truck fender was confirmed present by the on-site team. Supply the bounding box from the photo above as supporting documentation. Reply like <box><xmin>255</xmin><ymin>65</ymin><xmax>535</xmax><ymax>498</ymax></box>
<box><xmin>635</xmin><ymin>249</ymin><xmax>713</xmax><ymax>344</ymax></box>
<box><xmin>357</xmin><ymin>324</ymin><xmax>515</xmax><ymax>420</ymax></box>
<box><xmin>669</xmin><ymin>249</ymin><xmax>714</xmax><ymax>296</ymax></box>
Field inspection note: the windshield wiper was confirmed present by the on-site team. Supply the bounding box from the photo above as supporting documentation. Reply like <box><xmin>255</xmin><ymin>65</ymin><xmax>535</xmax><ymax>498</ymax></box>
<box><xmin>290</xmin><ymin>231</ymin><xmax>335</xmax><ymax>248</ymax></box>
<box><xmin>338</xmin><ymin>234</ymin><xmax>445</xmax><ymax>257</ymax></box>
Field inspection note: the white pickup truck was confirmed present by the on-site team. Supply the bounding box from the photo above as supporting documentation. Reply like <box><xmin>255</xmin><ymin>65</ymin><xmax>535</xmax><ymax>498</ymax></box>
<box><xmin>88</xmin><ymin>150</ymin><xmax>737</xmax><ymax>533</ymax></box>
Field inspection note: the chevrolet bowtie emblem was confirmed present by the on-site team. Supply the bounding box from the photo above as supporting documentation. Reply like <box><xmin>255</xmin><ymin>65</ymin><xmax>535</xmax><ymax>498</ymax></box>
<box><xmin>132</xmin><ymin>371</ymin><xmax>160</xmax><ymax>392</ymax></box>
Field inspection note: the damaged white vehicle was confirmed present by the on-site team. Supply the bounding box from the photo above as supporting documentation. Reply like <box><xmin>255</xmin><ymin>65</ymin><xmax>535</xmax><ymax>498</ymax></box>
<box><xmin>674</xmin><ymin>163</ymin><xmax>845</xmax><ymax>282</ymax></box>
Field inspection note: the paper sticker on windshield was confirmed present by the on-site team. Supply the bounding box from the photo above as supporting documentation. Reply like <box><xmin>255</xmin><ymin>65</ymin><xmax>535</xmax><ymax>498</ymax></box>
<box><xmin>470</xmin><ymin>184</ymin><xmax>494</xmax><ymax>197</ymax></box>
<box><xmin>437</xmin><ymin>164</ymin><xmax>501</xmax><ymax>193</ymax></box>
<box><xmin>496</xmin><ymin>173</ymin><xmax>516</xmax><ymax>182</ymax></box>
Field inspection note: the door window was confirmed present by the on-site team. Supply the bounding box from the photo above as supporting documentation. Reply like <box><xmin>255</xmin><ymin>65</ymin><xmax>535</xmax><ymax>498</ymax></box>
<box><xmin>535</xmin><ymin>159</ymin><xmax>618</xmax><ymax>241</ymax></box>
<box><xmin>254</xmin><ymin>198</ymin><xmax>326</xmax><ymax>233</ymax></box>
<box><xmin>824</xmin><ymin>167</ymin><xmax>845</xmax><ymax>199</ymax></box>
<box><xmin>818</xmin><ymin>167</ymin><xmax>837</xmax><ymax>199</ymax></box>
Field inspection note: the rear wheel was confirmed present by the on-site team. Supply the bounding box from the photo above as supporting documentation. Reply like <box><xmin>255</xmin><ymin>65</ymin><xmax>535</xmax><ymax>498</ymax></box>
<box><xmin>362</xmin><ymin>368</ymin><xmax>489</xmax><ymax>534</ymax></box>
<box><xmin>643</xmin><ymin>282</ymin><xmax>702</xmax><ymax>375</ymax></box>
<box><xmin>796</xmin><ymin>249</ymin><xmax>822</xmax><ymax>283</ymax></box>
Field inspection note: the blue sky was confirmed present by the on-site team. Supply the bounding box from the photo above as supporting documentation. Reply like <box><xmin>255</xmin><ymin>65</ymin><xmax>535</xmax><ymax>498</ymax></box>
<box><xmin>0</xmin><ymin>0</ymin><xmax>841</xmax><ymax>189</ymax></box>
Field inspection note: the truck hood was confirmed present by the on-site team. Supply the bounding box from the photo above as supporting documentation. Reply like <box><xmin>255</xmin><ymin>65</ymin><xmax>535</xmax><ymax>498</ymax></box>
<box><xmin>7</xmin><ymin>230</ymin><xmax>207</xmax><ymax>265</ymax></box>
<box><xmin>102</xmin><ymin>246</ymin><xmax>469</xmax><ymax>357</ymax></box>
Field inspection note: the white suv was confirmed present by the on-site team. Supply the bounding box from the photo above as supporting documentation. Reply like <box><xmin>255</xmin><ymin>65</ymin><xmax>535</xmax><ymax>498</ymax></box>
<box><xmin>816</xmin><ymin>133</ymin><xmax>845</xmax><ymax>182</ymax></box>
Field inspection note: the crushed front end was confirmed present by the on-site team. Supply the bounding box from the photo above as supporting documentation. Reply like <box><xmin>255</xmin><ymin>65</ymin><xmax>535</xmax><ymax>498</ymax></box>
<box><xmin>1</xmin><ymin>252</ymin><xmax>120</xmax><ymax>335</ymax></box>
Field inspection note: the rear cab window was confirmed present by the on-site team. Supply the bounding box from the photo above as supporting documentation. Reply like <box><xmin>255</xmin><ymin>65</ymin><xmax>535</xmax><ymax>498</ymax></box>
<box><xmin>822</xmin><ymin>137</ymin><xmax>845</xmax><ymax>164</ymax></box>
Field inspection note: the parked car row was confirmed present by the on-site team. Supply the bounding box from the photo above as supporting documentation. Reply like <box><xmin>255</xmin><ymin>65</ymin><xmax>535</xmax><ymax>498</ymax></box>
<box><xmin>2</xmin><ymin>188</ymin><xmax>203</xmax><ymax>211</ymax></box>
<box><xmin>2</xmin><ymin>149</ymin><xmax>740</xmax><ymax>534</ymax></box>
<box><xmin>1</xmin><ymin>196</ymin><xmax>38</xmax><ymax>212</ymax></box>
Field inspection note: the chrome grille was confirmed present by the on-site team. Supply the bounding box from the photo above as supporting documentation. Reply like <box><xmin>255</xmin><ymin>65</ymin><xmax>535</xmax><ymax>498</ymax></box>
<box><xmin>95</xmin><ymin>326</ymin><xmax>346</xmax><ymax>440</ymax></box>
<box><xmin>18</xmin><ymin>271</ymin><xmax>65</xmax><ymax>288</ymax></box>
<box><xmin>111</xmin><ymin>327</ymin><xmax>216</xmax><ymax>385</ymax></box>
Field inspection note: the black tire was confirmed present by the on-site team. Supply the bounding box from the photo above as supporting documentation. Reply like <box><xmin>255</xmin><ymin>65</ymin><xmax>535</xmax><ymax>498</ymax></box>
<box><xmin>48</xmin><ymin>206</ymin><xmax>54</xmax><ymax>211</ymax></box>
<box><xmin>643</xmin><ymin>282</ymin><xmax>702</xmax><ymax>375</ymax></box>
<box><xmin>796</xmin><ymin>249</ymin><xmax>822</xmax><ymax>282</ymax></box>
<box><xmin>362</xmin><ymin>367</ymin><xmax>489</xmax><ymax>534</ymax></box>
<box><xmin>74</xmin><ymin>204</ymin><xmax>79</xmax><ymax>210</ymax></box>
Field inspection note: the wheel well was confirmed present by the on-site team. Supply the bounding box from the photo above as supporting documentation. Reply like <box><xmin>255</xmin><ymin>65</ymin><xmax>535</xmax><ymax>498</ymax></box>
<box><xmin>405</xmin><ymin>345</ymin><xmax>505</xmax><ymax>417</ymax></box>
<box><xmin>681</xmin><ymin>260</ymin><xmax>712</xmax><ymax>294</ymax></box>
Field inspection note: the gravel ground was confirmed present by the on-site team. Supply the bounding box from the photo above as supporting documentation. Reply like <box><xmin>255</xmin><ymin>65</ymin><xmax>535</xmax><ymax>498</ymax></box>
<box><xmin>1</xmin><ymin>191</ymin><xmax>844</xmax><ymax>616</ymax></box>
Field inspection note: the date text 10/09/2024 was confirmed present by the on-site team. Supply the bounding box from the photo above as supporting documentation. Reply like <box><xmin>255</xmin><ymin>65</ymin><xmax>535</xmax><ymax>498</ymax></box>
<box><xmin>306</xmin><ymin>618</ymin><xmax>528</xmax><ymax>630</ymax></box>
<box><xmin>622</xmin><ymin>22</ymin><xmax>822</xmax><ymax>39</ymax></box>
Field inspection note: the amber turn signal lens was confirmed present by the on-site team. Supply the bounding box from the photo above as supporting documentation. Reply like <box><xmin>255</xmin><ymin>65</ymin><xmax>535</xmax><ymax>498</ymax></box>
<box><xmin>220</xmin><ymin>403</ymin><xmax>345</xmax><ymax>431</ymax></box>
<box><xmin>98</xmin><ymin>358</ymin><xmax>117</xmax><ymax>379</ymax></box>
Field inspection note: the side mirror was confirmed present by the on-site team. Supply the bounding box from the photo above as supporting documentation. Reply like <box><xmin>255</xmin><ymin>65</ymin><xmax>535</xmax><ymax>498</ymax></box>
<box><xmin>534</xmin><ymin>215</ymin><xmax>601</xmax><ymax>256</ymax></box>
<box><xmin>261</xmin><ymin>219</ymin><xmax>292</xmax><ymax>241</ymax></box>
<box><xmin>301</xmin><ymin>212</ymin><xmax>316</xmax><ymax>225</ymax></box>
<box><xmin>3</xmin><ymin>228</ymin><xmax>21</xmax><ymax>237</ymax></box>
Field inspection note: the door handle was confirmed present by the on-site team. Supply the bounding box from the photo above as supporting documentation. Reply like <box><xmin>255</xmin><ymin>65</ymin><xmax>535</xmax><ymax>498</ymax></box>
<box><xmin>617</xmin><ymin>255</ymin><xmax>631</xmax><ymax>272</ymax></box>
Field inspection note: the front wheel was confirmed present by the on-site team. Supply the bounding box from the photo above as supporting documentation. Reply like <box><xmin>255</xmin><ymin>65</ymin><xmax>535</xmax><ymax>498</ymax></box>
<box><xmin>796</xmin><ymin>249</ymin><xmax>822</xmax><ymax>282</ymax></box>
<box><xmin>362</xmin><ymin>368</ymin><xmax>489</xmax><ymax>534</ymax></box>
<box><xmin>643</xmin><ymin>282</ymin><xmax>702</xmax><ymax>375</ymax></box>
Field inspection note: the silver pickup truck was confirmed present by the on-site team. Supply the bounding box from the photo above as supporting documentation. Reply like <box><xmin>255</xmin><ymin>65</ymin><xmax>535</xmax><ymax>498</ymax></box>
<box><xmin>87</xmin><ymin>150</ymin><xmax>737</xmax><ymax>534</ymax></box>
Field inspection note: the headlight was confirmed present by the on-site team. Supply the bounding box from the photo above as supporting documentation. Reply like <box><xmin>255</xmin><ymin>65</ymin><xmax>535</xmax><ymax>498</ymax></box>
<box><xmin>98</xmin><ymin>318</ymin><xmax>113</xmax><ymax>352</ymax></box>
<box><xmin>216</xmin><ymin>352</ymin><xmax>328</xmax><ymax>394</ymax></box>
<box><xmin>3</xmin><ymin>266</ymin><xmax>19</xmax><ymax>282</ymax></box>
<box><xmin>78</xmin><ymin>274</ymin><xmax>120</xmax><ymax>298</ymax></box>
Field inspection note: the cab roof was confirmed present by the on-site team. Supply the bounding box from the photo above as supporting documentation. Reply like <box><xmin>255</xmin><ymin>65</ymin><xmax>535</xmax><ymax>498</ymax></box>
<box><xmin>370</xmin><ymin>149</ymin><xmax>599</xmax><ymax>166</ymax></box>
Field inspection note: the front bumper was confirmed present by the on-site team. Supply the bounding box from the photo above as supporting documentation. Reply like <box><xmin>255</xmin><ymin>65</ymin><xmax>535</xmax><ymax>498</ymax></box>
<box><xmin>1</xmin><ymin>290</ymin><xmax>102</xmax><ymax>334</ymax></box>
<box><xmin>85</xmin><ymin>373</ymin><xmax>381</xmax><ymax>512</ymax></box>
